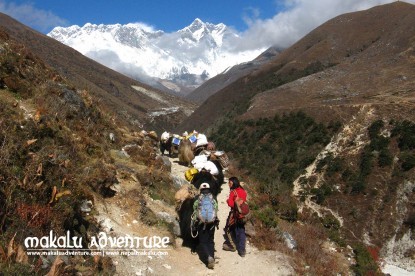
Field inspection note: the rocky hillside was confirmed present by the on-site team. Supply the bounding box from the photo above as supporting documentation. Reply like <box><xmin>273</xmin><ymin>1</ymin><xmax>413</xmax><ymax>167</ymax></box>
<box><xmin>0</xmin><ymin>13</ymin><xmax>195</xmax><ymax>133</ymax></box>
<box><xmin>178</xmin><ymin>2</ymin><xmax>415</xmax><ymax>274</ymax></box>
<box><xmin>178</xmin><ymin>1</ymin><xmax>415</xmax><ymax>133</ymax></box>
<box><xmin>0</xmin><ymin>27</ymin><xmax>181</xmax><ymax>275</ymax></box>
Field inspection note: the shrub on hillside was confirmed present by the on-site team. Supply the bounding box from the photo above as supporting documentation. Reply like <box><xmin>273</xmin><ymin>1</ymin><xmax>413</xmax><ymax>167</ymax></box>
<box><xmin>321</xmin><ymin>214</ymin><xmax>340</xmax><ymax>230</ymax></box>
<box><xmin>392</xmin><ymin>120</ymin><xmax>415</xmax><ymax>150</ymax></box>
<box><xmin>351</xmin><ymin>179</ymin><xmax>367</xmax><ymax>194</ymax></box>
<box><xmin>211</xmin><ymin>111</ymin><xmax>339</xmax><ymax>224</ymax></box>
<box><xmin>311</xmin><ymin>183</ymin><xmax>333</xmax><ymax>204</ymax></box>
<box><xmin>368</xmin><ymin>120</ymin><xmax>384</xmax><ymax>139</ymax></box>
<box><xmin>400</xmin><ymin>153</ymin><xmax>415</xmax><ymax>171</ymax></box>
<box><xmin>256</xmin><ymin>206</ymin><xmax>279</xmax><ymax>228</ymax></box>
<box><xmin>378</xmin><ymin>149</ymin><xmax>393</xmax><ymax>167</ymax></box>
<box><xmin>352</xmin><ymin>244</ymin><xmax>380</xmax><ymax>275</ymax></box>
<box><xmin>404</xmin><ymin>212</ymin><xmax>415</xmax><ymax>229</ymax></box>
<box><xmin>359</xmin><ymin>148</ymin><xmax>373</xmax><ymax>178</ymax></box>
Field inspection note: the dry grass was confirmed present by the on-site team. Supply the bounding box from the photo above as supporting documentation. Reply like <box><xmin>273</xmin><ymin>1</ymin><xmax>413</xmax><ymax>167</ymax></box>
<box><xmin>0</xmin><ymin>28</ymin><xmax>129</xmax><ymax>274</ymax></box>
<box><xmin>16</xmin><ymin>203</ymin><xmax>51</xmax><ymax>229</ymax></box>
<box><xmin>275</xmin><ymin>221</ymin><xmax>350</xmax><ymax>275</ymax></box>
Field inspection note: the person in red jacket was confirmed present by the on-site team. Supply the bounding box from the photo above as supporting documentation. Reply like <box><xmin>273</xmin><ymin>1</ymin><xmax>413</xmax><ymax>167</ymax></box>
<box><xmin>222</xmin><ymin>176</ymin><xmax>247</xmax><ymax>257</ymax></box>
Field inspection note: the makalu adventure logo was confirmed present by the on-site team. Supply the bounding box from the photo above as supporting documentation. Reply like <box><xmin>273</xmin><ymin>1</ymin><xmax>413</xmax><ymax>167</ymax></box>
<box><xmin>24</xmin><ymin>231</ymin><xmax>170</xmax><ymax>257</ymax></box>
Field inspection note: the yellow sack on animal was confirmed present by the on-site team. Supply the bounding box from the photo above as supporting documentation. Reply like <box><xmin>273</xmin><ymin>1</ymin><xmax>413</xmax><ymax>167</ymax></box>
<box><xmin>185</xmin><ymin>168</ymin><xmax>199</xmax><ymax>182</ymax></box>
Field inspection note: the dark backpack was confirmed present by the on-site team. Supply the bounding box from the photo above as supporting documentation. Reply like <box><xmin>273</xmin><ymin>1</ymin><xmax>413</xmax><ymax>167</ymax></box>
<box><xmin>197</xmin><ymin>193</ymin><xmax>217</xmax><ymax>224</ymax></box>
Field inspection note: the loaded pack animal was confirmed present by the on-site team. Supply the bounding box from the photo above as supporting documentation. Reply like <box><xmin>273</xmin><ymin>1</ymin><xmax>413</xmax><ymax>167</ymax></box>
<box><xmin>178</xmin><ymin>138</ymin><xmax>194</xmax><ymax>166</ymax></box>
<box><xmin>192</xmin><ymin>160</ymin><xmax>225</xmax><ymax>194</ymax></box>
<box><xmin>160</xmin><ymin>135</ymin><xmax>180</xmax><ymax>157</ymax></box>
<box><xmin>191</xmin><ymin>169</ymin><xmax>221</xmax><ymax>196</ymax></box>
<box><xmin>160</xmin><ymin>136</ymin><xmax>173</xmax><ymax>157</ymax></box>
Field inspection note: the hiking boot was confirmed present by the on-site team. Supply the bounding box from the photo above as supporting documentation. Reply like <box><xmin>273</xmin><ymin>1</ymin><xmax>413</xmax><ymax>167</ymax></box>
<box><xmin>207</xmin><ymin>256</ymin><xmax>215</xmax><ymax>269</ymax></box>
<box><xmin>238</xmin><ymin>251</ymin><xmax>246</xmax><ymax>257</ymax></box>
<box><xmin>222</xmin><ymin>243</ymin><xmax>236</xmax><ymax>252</ymax></box>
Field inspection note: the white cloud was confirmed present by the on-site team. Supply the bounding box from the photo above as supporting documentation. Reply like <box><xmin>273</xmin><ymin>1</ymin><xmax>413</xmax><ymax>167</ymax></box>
<box><xmin>85</xmin><ymin>49</ymin><xmax>157</xmax><ymax>86</ymax></box>
<box><xmin>235</xmin><ymin>0</ymin><xmax>415</xmax><ymax>51</ymax></box>
<box><xmin>127</xmin><ymin>22</ymin><xmax>158</xmax><ymax>33</ymax></box>
<box><xmin>0</xmin><ymin>1</ymin><xmax>67</xmax><ymax>33</ymax></box>
<box><xmin>242</xmin><ymin>6</ymin><xmax>261</xmax><ymax>26</ymax></box>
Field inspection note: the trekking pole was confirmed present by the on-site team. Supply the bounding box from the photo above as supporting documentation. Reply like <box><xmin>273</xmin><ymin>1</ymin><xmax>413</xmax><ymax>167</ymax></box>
<box><xmin>190</xmin><ymin>213</ymin><xmax>199</xmax><ymax>238</ymax></box>
<box><xmin>191</xmin><ymin>225</ymin><xmax>198</xmax><ymax>238</ymax></box>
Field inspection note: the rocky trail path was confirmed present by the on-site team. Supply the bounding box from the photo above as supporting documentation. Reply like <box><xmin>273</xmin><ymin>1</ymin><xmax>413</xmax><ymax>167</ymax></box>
<box><xmin>165</xmin><ymin>157</ymin><xmax>295</xmax><ymax>275</ymax></box>
<box><xmin>94</xmin><ymin>155</ymin><xmax>295</xmax><ymax>275</ymax></box>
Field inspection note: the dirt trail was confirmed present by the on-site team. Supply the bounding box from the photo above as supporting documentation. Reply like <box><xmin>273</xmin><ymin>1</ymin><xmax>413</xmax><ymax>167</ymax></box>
<box><xmin>164</xmin><ymin>157</ymin><xmax>295</xmax><ymax>275</ymax></box>
<box><xmin>94</xmin><ymin>156</ymin><xmax>295</xmax><ymax>275</ymax></box>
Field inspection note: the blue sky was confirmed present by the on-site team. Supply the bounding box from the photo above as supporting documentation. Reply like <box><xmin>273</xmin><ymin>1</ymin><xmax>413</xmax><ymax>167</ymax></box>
<box><xmin>0</xmin><ymin>0</ymin><xmax>284</xmax><ymax>33</ymax></box>
<box><xmin>1</xmin><ymin>0</ymin><xmax>415</xmax><ymax>49</ymax></box>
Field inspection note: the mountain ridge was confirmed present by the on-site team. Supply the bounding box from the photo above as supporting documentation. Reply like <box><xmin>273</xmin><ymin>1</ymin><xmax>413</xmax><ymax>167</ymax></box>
<box><xmin>186</xmin><ymin>46</ymin><xmax>283</xmax><ymax>103</ymax></box>
<box><xmin>47</xmin><ymin>18</ymin><xmax>266</xmax><ymax>95</ymax></box>
<box><xmin>178</xmin><ymin>1</ymin><xmax>415</xmax><ymax>132</ymax></box>
<box><xmin>242</xmin><ymin>1</ymin><xmax>415</xmax><ymax>122</ymax></box>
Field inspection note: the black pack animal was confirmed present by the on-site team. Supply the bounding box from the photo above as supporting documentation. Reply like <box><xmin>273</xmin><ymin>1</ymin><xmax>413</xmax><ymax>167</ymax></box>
<box><xmin>160</xmin><ymin>136</ymin><xmax>173</xmax><ymax>157</ymax></box>
<box><xmin>177</xmin><ymin>197</ymin><xmax>197</xmax><ymax>249</ymax></box>
<box><xmin>177</xmin><ymin>169</ymin><xmax>222</xmax><ymax>251</ymax></box>
<box><xmin>193</xmin><ymin>160</ymin><xmax>225</xmax><ymax>188</ymax></box>
<box><xmin>191</xmin><ymin>170</ymin><xmax>221</xmax><ymax>197</ymax></box>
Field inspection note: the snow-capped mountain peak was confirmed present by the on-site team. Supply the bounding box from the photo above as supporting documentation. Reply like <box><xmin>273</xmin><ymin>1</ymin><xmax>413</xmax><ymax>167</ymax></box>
<box><xmin>178</xmin><ymin>18</ymin><xmax>229</xmax><ymax>46</ymax></box>
<box><xmin>48</xmin><ymin>19</ymin><xmax>266</xmax><ymax>94</ymax></box>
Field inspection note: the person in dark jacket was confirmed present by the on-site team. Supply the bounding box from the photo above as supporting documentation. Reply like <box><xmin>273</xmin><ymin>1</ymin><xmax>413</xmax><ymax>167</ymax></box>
<box><xmin>192</xmin><ymin>183</ymin><xmax>219</xmax><ymax>269</ymax></box>
<box><xmin>222</xmin><ymin>176</ymin><xmax>247</xmax><ymax>257</ymax></box>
